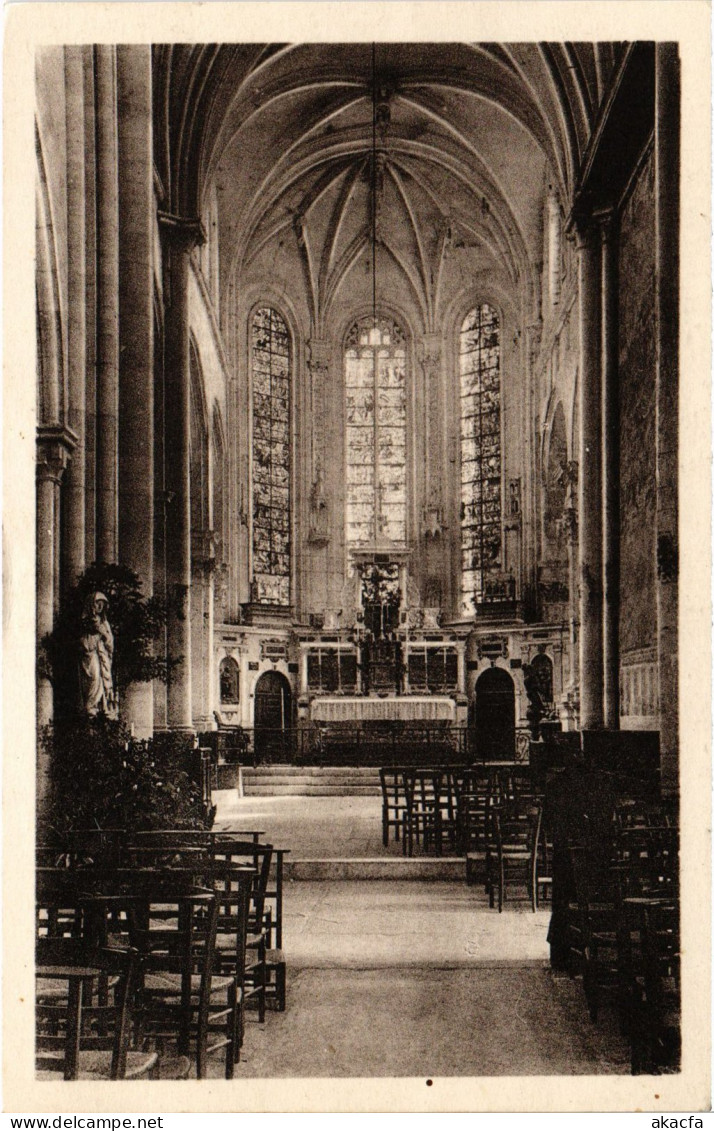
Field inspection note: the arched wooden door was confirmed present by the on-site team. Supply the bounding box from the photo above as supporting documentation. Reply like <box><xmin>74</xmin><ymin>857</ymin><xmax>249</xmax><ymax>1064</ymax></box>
<box><xmin>254</xmin><ymin>671</ymin><xmax>292</xmax><ymax>762</ymax></box>
<box><xmin>473</xmin><ymin>667</ymin><xmax>516</xmax><ymax>760</ymax></box>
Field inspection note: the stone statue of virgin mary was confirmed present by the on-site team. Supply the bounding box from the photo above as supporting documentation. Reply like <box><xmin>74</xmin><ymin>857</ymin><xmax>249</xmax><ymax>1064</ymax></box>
<box><xmin>78</xmin><ymin>591</ymin><xmax>117</xmax><ymax>718</ymax></box>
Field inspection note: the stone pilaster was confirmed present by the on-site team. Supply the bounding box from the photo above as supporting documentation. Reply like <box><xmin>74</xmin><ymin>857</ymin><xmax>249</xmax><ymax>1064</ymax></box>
<box><xmin>94</xmin><ymin>45</ymin><xmax>119</xmax><ymax>562</ymax></box>
<box><xmin>160</xmin><ymin>212</ymin><xmax>205</xmax><ymax>731</ymax></box>
<box><xmin>62</xmin><ymin>47</ymin><xmax>87</xmax><ymax>587</ymax></box>
<box><xmin>575</xmin><ymin>220</ymin><xmax>604</xmax><ymax>729</ymax></box>
<box><xmin>654</xmin><ymin>44</ymin><xmax>680</xmax><ymax>795</ymax></box>
<box><xmin>191</xmin><ymin>529</ymin><xmax>217</xmax><ymax>730</ymax></box>
<box><xmin>599</xmin><ymin>210</ymin><xmax>620</xmax><ymax>729</ymax></box>
<box><xmin>306</xmin><ymin>339</ymin><xmax>330</xmax><ymax>486</ymax></box>
<box><xmin>36</xmin><ymin>428</ymin><xmax>76</xmax><ymax>809</ymax></box>
<box><xmin>562</xmin><ymin>480</ymin><xmax>580</xmax><ymax>730</ymax></box>
<box><xmin>117</xmin><ymin>45</ymin><xmax>154</xmax><ymax>736</ymax></box>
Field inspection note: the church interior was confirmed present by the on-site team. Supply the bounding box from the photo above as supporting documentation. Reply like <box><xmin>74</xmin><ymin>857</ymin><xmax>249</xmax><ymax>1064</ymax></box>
<box><xmin>33</xmin><ymin>41</ymin><xmax>681</xmax><ymax>1081</ymax></box>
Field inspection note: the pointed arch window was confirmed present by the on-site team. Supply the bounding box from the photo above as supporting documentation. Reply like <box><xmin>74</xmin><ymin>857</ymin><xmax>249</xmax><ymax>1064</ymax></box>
<box><xmin>345</xmin><ymin>316</ymin><xmax>407</xmax><ymax>546</ymax></box>
<box><xmin>251</xmin><ymin>306</ymin><xmax>291</xmax><ymax>606</ymax></box>
<box><xmin>459</xmin><ymin>303</ymin><xmax>502</xmax><ymax>615</ymax></box>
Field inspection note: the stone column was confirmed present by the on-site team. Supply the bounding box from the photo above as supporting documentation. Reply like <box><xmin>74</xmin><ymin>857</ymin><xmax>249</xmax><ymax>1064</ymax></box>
<box><xmin>62</xmin><ymin>47</ymin><xmax>87</xmax><ymax>587</ymax></box>
<box><xmin>575</xmin><ymin>220</ymin><xmax>604</xmax><ymax>729</ymax></box>
<box><xmin>117</xmin><ymin>45</ymin><xmax>154</xmax><ymax>736</ymax></box>
<box><xmin>160</xmin><ymin>213</ymin><xmax>204</xmax><ymax>731</ymax></box>
<box><xmin>306</xmin><ymin>339</ymin><xmax>331</xmax><ymax>607</ymax></box>
<box><xmin>239</xmin><ymin>653</ymin><xmax>252</xmax><ymax>729</ymax></box>
<box><xmin>547</xmin><ymin>187</ymin><xmax>562</xmax><ymax>307</ymax></box>
<box><xmin>36</xmin><ymin>429</ymin><xmax>75</xmax><ymax>809</ymax></box>
<box><xmin>562</xmin><ymin>493</ymin><xmax>580</xmax><ymax>731</ymax></box>
<box><xmin>420</xmin><ymin>334</ymin><xmax>445</xmax><ymax>602</ymax></box>
<box><xmin>307</xmin><ymin>339</ymin><xmax>330</xmax><ymax>485</ymax></box>
<box><xmin>523</xmin><ymin>322</ymin><xmax>542</xmax><ymax>615</ymax></box>
<box><xmin>456</xmin><ymin>641</ymin><xmax>466</xmax><ymax>696</ymax></box>
<box><xmin>82</xmin><ymin>46</ymin><xmax>98</xmax><ymax>563</ymax></box>
<box><xmin>94</xmin><ymin>46</ymin><xmax>119</xmax><ymax>562</ymax></box>
<box><xmin>191</xmin><ymin>530</ymin><xmax>216</xmax><ymax>730</ymax></box>
<box><xmin>599</xmin><ymin>211</ymin><xmax>620</xmax><ymax>729</ymax></box>
<box><xmin>654</xmin><ymin>44</ymin><xmax>680</xmax><ymax>795</ymax></box>
<box><xmin>299</xmin><ymin>646</ymin><xmax>309</xmax><ymax>697</ymax></box>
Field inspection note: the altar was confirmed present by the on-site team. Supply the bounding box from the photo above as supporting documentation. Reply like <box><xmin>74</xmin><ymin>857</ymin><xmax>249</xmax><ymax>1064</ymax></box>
<box><xmin>309</xmin><ymin>695</ymin><xmax>457</xmax><ymax>723</ymax></box>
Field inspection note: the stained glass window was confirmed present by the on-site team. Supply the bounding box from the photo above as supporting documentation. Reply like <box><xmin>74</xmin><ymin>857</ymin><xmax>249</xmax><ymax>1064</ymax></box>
<box><xmin>345</xmin><ymin>317</ymin><xmax>407</xmax><ymax>546</ymax></box>
<box><xmin>460</xmin><ymin>304</ymin><xmax>502</xmax><ymax>615</ymax></box>
<box><xmin>251</xmin><ymin>306</ymin><xmax>291</xmax><ymax>606</ymax></box>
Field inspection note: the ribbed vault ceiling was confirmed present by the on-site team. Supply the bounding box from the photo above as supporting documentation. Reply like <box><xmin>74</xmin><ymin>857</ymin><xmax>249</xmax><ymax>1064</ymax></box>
<box><xmin>154</xmin><ymin>42</ymin><xmax>625</xmax><ymax>332</ymax></box>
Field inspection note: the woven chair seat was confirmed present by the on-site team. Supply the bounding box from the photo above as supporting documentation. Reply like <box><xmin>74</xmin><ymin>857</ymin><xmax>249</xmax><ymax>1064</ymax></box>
<box><xmin>153</xmin><ymin>1055</ymin><xmax>192</xmax><ymax>1079</ymax></box>
<box><xmin>144</xmin><ymin>972</ymin><xmax>237</xmax><ymax>997</ymax></box>
<box><xmin>37</xmin><ymin>1049</ymin><xmax>157</xmax><ymax>1080</ymax></box>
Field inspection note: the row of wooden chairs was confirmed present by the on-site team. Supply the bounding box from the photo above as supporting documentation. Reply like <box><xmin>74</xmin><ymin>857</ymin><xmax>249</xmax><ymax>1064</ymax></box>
<box><xmin>485</xmin><ymin>800</ymin><xmax>549</xmax><ymax>913</ymax></box>
<box><xmin>36</xmin><ymin>827</ymin><xmax>290</xmax><ymax>1079</ymax></box>
<box><xmin>561</xmin><ymin>801</ymin><xmax>680</xmax><ymax>1074</ymax></box>
<box><xmin>379</xmin><ymin>765</ymin><xmax>551</xmax><ymax>912</ymax></box>
<box><xmin>128</xmin><ymin>829</ymin><xmax>287</xmax><ymax>1014</ymax></box>
<box><xmin>379</xmin><ymin>764</ymin><xmax>538</xmax><ymax>856</ymax></box>
<box><xmin>36</xmin><ymin>940</ymin><xmax>155</xmax><ymax>1081</ymax></box>
<box><xmin>36</xmin><ymin>870</ymin><xmax>248</xmax><ymax>1080</ymax></box>
<box><xmin>38</xmin><ymin>826</ymin><xmax>289</xmax><ymax>1013</ymax></box>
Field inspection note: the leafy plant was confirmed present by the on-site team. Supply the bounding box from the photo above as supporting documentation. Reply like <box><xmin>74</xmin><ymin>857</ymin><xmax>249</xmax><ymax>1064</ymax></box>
<box><xmin>39</xmin><ymin>717</ymin><xmax>210</xmax><ymax>837</ymax></box>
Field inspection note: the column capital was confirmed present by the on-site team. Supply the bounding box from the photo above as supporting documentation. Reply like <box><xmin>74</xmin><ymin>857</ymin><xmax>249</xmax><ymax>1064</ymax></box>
<box><xmin>571</xmin><ymin>217</ymin><xmax>600</xmax><ymax>252</ymax></box>
<box><xmin>419</xmin><ymin>334</ymin><xmax>441</xmax><ymax>374</ymax></box>
<box><xmin>563</xmin><ymin>504</ymin><xmax>579</xmax><ymax>544</ymax></box>
<box><xmin>158</xmin><ymin>210</ymin><xmax>206</xmax><ymax>250</ymax></box>
<box><xmin>191</xmin><ymin>527</ymin><xmax>217</xmax><ymax>571</ymax></box>
<box><xmin>525</xmin><ymin>320</ymin><xmax>542</xmax><ymax>366</ymax></box>
<box><xmin>593</xmin><ymin>207</ymin><xmax>617</xmax><ymax>246</ymax></box>
<box><xmin>36</xmin><ymin>425</ymin><xmax>77</xmax><ymax>483</ymax></box>
<box><xmin>306</xmin><ymin>338</ymin><xmax>331</xmax><ymax>373</ymax></box>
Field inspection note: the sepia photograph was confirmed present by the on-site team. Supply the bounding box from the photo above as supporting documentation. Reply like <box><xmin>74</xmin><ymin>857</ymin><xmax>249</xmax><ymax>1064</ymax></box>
<box><xmin>3</xmin><ymin>0</ymin><xmax>711</xmax><ymax>1115</ymax></box>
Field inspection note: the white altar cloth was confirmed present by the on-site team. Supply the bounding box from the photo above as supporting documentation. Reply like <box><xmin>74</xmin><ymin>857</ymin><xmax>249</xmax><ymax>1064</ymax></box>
<box><xmin>310</xmin><ymin>696</ymin><xmax>456</xmax><ymax>722</ymax></box>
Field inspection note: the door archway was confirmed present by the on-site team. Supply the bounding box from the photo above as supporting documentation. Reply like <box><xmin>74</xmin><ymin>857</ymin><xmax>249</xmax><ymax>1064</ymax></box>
<box><xmin>473</xmin><ymin>666</ymin><xmax>516</xmax><ymax>760</ymax></box>
<box><xmin>253</xmin><ymin>671</ymin><xmax>292</xmax><ymax>762</ymax></box>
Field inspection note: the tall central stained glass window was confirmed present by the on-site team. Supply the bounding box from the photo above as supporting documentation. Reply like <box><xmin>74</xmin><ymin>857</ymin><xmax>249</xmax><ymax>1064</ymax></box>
<box><xmin>251</xmin><ymin>306</ymin><xmax>291</xmax><ymax>606</ymax></box>
<box><xmin>345</xmin><ymin>316</ymin><xmax>407</xmax><ymax>546</ymax></box>
<box><xmin>460</xmin><ymin>303</ymin><xmax>502</xmax><ymax>615</ymax></box>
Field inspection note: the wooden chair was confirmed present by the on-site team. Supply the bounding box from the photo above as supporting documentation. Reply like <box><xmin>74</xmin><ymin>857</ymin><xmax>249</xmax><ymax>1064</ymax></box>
<box><xmin>36</xmin><ymin>939</ymin><xmax>157</xmax><ymax>1081</ymax></box>
<box><xmin>206</xmin><ymin>840</ymin><xmax>273</xmax><ymax>1023</ymax></box>
<box><xmin>486</xmin><ymin>803</ymin><xmax>539</xmax><ymax>912</ymax></box>
<box><xmin>127</xmin><ymin>882</ymin><xmax>241</xmax><ymax>1079</ymax></box>
<box><xmin>38</xmin><ymin>830</ymin><xmax>127</xmax><ymax>870</ymax></box>
<box><xmin>625</xmin><ymin>900</ymin><xmax>680</xmax><ymax>1074</ymax></box>
<box><xmin>130</xmin><ymin>829</ymin><xmax>265</xmax><ymax>849</ymax></box>
<box><xmin>437</xmin><ymin>768</ymin><xmax>466</xmax><ymax>855</ymax></box>
<box><xmin>530</xmin><ymin>802</ymin><xmax>552</xmax><ymax>908</ymax></box>
<box><xmin>40</xmin><ymin>868</ymin><xmax>241</xmax><ymax>1078</ymax></box>
<box><xmin>569</xmin><ymin>846</ymin><xmax>620</xmax><ymax>1022</ymax></box>
<box><xmin>402</xmin><ymin>769</ymin><xmax>443</xmax><ymax>856</ymax></box>
<box><xmin>458</xmin><ymin>767</ymin><xmax>491</xmax><ymax>881</ymax></box>
<box><xmin>199</xmin><ymin>833</ymin><xmax>287</xmax><ymax>1009</ymax></box>
<box><xmin>127</xmin><ymin>835</ymin><xmax>280</xmax><ymax>1016</ymax></box>
<box><xmin>379</xmin><ymin>767</ymin><xmax>408</xmax><ymax>846</ymax></box>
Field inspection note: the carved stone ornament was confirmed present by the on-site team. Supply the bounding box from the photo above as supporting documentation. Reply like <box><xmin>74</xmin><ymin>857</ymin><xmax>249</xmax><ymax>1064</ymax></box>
<box><xmin>308</xmin><ymin>457</ymin><xmax>330</xmax><ymax>545</ymax></box>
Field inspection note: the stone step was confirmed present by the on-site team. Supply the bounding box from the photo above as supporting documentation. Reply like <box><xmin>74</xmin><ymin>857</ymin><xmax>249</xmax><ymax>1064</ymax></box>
<box><xmin>244</xmin><ymin>784</ymin><xmax>381</xmax><ymax>797</ymax></box>
<box><xmin>241</xmin><ymin>765</ymin><xmax>379</xmax><ymax>778</ymax></box>
<box><xmin>284</xmin><ymin>857</ymin><xmax>465</xmax><ymax>881</ymax></box>
<box><xmin>239</xmin><ymin>764</ymin><xmax>382</xmax><ymax>796</ymax></box>
<box><xmin>241</xmin><ymin>778</ymin><xmax>380</xmax><ymax>788</ymax></box>
<box><xmin>241</xmin><ymin>773</ymin><xmax>380</xmax><ymax>784</ymax></box>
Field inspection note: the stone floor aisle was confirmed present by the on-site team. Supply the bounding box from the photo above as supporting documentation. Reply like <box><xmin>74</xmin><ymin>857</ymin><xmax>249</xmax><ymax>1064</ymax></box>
<box><xmin>215</xmin><ymin>790</ymin><xmax>405</xmax><ymax>858</ymax></box>
<box><xmin>210</xmin><ymin>791</ymin><xmax>630</xmax><ymax>1078</ymax></box>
